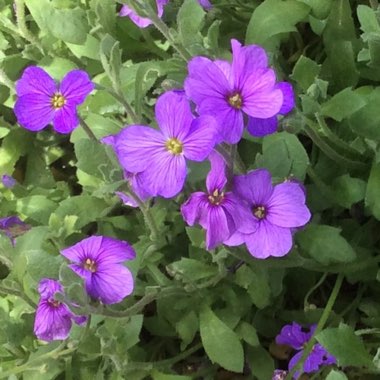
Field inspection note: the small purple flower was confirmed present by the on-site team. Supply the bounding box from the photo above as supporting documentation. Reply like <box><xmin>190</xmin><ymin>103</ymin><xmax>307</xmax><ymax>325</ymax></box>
<box><xmin>181</xmin><ymin>152</ymin><xmax>254</xmax><ymax>250</ymax></box>
<box><xmin>1</xmin><ymin>175</ymin><xmax>16</xmax><ymax>188</ymax></box>
<box><xmin>115</xmin><ymin>171</ymin><xmax>151</xmax><ymax>207</ymax></box>
<box><xmin>272</xmin><ymin>370</ymin><xmax>288</xmax><ymax>380</ymax></box>
<box><xmin>14</xmin><ymin>66</ymin><xmax>94</xmax><ymax>133</ymax></box>
<box><xmin>276</xmin><ymin>322</ymin><xmax>336</xmax><ymax>379</ymax></box>
<box><xmin>119</xmin><ymin>0</ymin><xmax>212</xmax><ymax>27</ymax></box>
<box><xmin>120</xmin><ymin>0</ymin><xmax>168</xmax><ymax>28</ymax></box>
<box><xmin>247</xmin><ymin>82</ymin><xmax>295</xmax><ymax>137</ymax></box>
<box><xmin>185</xmin><ymin>39</ymin><xmax>283</xmax><ymax>143</ymax></box>
<box><xmin>225</xmin><ymin>169</ymin><xmax>311</xmax><ymax>258</ymax></box>
<box><xmin>106</xmin><ymin>91</ymin><xmax>217</xmax><ymax>198</ymax></box>
<box><xmin>34</xmin><ymin>279</ymin><xmax>87</xmax><ymax>341</ymax></box>
<box><xmin>61</xmin><ymin>236</ymin><xmax>136</xmax><ymax>304</ymax></box>
<box><xmin>0</xmin><ymin>216</ymin><xmax>31</xmax><ymax>245</ymax></box>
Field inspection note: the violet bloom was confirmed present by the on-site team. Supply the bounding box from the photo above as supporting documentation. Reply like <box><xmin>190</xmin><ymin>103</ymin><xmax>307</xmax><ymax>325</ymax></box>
<box><xmin>14</xmin><ymin>66</ymin><xmax>94</xmax><ymax>133</ymax></box>
<box><xmin>115</xmin><ymin>171</ymin><xmax>151</xmax><ymax>207</ymax></box>
<box><xmin>0</xmin><ymin>216</ymin><xmax>31</xmax><ymax>245</ymax></box>
<box><xmin>247</xmin><ymin>82</ymin><xmax>295</xmax><ymax>137</ymax></box>
<box><xmin>225</xmin><ymin>169</ymin><xmax>311</xmax><ymax>258</ymax></box>
<box><xmin>119</xmin><ymin>0</ymin><xmax>212</xmax><ymax>27</ymax></box>
<box><xmin>1</xmin><ymin>175</ymin><xmax>16</xmax><ymax>188</ymax></box>
<box><xmin>276</xmin><ymin>322</ymin><xmax>336</xmax><ymax>379</ymax></box>
<box><xmin>185</xmin><ymin>39</ymin><xmax>283</xmax><ymax>144</ymax></box>
<box><xmin>107</xmin><ymin>91</ymin><xmax>217</xmax><ymax>198</ymax></box>
<box><xmin>34</xmin><ymin>279</ymin><xmax>86</xmax><ymax>342</ymax></box>
<box><xmin>61</xmin><ymin>236</ymin><xmax>135</xmax><ymax>304</ymax></box>
<box><xmin>181</xmin><ymin>152</ymin><xmax>254</xmax><ymax>250</ymax></box>
<box><xmin>272</xmin><ymin>370</ymin><xmax>288</xmax><ymax>380</ymax></box>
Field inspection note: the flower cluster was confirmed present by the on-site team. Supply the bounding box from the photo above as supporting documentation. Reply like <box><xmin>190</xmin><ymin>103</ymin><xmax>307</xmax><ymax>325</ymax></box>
<box><xmin>276</xmin><ymin>322</ymin><xmax>336</xmax><ymax>378</ymax></box>
<box><xmin>34</xmin><ymin>236</ymin><xmax>136</xmax><ymax>341</ymax></box>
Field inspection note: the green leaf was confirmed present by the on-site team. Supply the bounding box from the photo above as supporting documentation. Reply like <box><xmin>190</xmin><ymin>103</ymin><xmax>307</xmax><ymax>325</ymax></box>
<box><xmin>151</xmin><ymin>371</ymin><xmax>192</xmax><ymax>380</ymax></box>
<box><xmin>297</xmin><ymin>0</ymin><xmax>332</xmax><ymax>19</ymax></box>
<box><xmin>100</xmin><ymin>34</ymin><xmax>122</xmax><ymax>85</ymax></box>
<box><xmin>185</xmin><ymin>226</ymin><xmax>205</xmax><ymax>248</ymax></box>
<box><xmin>177</xmin><ymin>0</ymin><xmax>206</xmax><ymax>53</ymax></box>
<box><xmin>357</xmin><ymin>5</ymin><xmax>380</xmax><ymax>35</ymax></box>
<box><xmin>291</xmin><ymin>55</ymin><xmax>321</xmax><ymax>92</ymax></box>
<box><xmin>326</xmin><ymin>370</ymin><xmax>349</xmax><ymax>380</ymax></box>
<box><xmin>331</xmin><ymin>174</ymin><xmax>366</xmax><ymax>208</ymax></box>
<box><xmin>247</xmin><ymin>346</ymin><xmax>274</xmax><ymax>380</ymax></box>
<box><xmin>167</xmin><ymin>258</ymin><xmax>217</xmax><ymax>282</ymax></box>
<box><xmin>257</xmin><ymin>132</ymin><xmax>310</xmax><ymax>180</ymax></box>
<box><xmin>297</xmin><ymin>224</ymin><xmax>357</xmax><ymax>265</ymax></box>
<box><xmin>236</xmin><ymin>321</ymin><xmax>259</xmax><ymax>347</ymax></box>
<box><xmin>175</xmin><ymin>311</ymin><xmax>198</xmax><ymax>350</ymax></box>
<box><xmin>366</xmin><ymin>161</ymin><xmax>380</xmax><ymax>220</ymax></box>
<box><xmin>316</xmin><ymin>324</ymin><xmax>373</xmax><ymax>368</ymax></box>
<box><xmin>199</xmin><ymin>306</ymin><xmax>244</xmax><ymax>373</ymax></box>
<box><xmin>15</xmin><ymin>196</ymin><xmax>57</xmax><ymax>224</ymax></box>
<box><xmin>321</xmin><ymin>88</ymin><xmax>367</xmax><ymax>122</ymax></box>
<box><xmin>246</xmin><ymin>0</ymin><xmax>310</xmax><ymax>48</ymax></box>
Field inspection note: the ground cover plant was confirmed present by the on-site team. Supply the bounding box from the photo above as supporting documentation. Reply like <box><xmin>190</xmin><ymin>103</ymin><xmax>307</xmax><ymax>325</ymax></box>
<box><xmin>1</xmin><ymin>0</ymin><xmax>380</xmax><ymax>379</ymax></box>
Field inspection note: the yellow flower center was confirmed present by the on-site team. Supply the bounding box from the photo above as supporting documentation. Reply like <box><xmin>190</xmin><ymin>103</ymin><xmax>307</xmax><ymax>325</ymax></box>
<box><xmin>51</xmin><ymin>93</ymin><xmax>66</xmax><ymax>109</ymax></box>
<box><xmin>165</xmin><ymin>138</ymin><xmax>183</xmax><ymax>155</ymax></box>
<box><xmin>228</xmin><ymin>93</ymin><xmax>243</xmax><ymax>109</ymax></box>
<box><xmin>208</xmin><ymin>189</ymin><xmax>224</xmax><ymax>205</ymax></box>
<box><xmin>49</xmin><ymin>299</ymin><xmax>61</xmax><ymax>308</ymax></box>
<box><xmin>253</xmin><ymin>206</ymin><xmax>266</xmax><ymax>219</ymax></box>
<box><xmin>84</xmin><ymin>258</ymin><xmax>97</xmax><ymax>273</ymax></box>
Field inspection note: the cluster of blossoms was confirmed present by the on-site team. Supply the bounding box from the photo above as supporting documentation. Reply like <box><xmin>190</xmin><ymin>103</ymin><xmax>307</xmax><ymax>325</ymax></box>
<box><xmin>34</xmin><ymin>236</ymin><xmax>136</xmax><ymax>341</ymax></box>
<box><xmin>275</xmin><ymin>322</ymin><xmax>336</xmax><ymax>378</ymax></box>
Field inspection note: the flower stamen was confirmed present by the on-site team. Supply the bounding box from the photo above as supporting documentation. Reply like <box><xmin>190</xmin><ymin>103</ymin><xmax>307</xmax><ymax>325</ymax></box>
<box><xmin>208</xmin><ymin>189</ymin><xmax>224</xmax><ymax>205</ymax></box>
<box><xmin>51</xmin><ymin>93</ymin><xmax>66</xmax><ymax>109</ymax></box>
<box><xmin>165</xmin><ymin>138</ymin><xmax>183</xmax><ymax>155</ymax></box>
<box><xmin>84</xmin><ymin>258</ymin><xmax>97</xmax><ymax>273</ymax></box>
<box><xmin>228</xmin><ymin>93</ymin><xmax>243</xmax><ymax>109</ymax></box>
<box><xmin>253</xmin><ymin>205</ymin><xmax>266</xmax><ymax>219</ymax></box>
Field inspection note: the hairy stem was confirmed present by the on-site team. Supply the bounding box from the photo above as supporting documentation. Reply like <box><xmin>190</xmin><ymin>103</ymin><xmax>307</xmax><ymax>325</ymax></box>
<box><xmin>78</xmin><ymin>117</ymin><xmax>98</xmax><ymax>142</ymax></box>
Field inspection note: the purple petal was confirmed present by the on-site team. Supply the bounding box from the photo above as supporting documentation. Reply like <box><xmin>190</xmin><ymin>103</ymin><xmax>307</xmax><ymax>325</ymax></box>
<box><xmin>14</xmin><ymin>94</ymin><xmax>54</xmax><ymax>131</ymax></box>
<box><xmin>288</xmin><ymin>351</ymin><xmax>304</xmax><ymax>379</ymax></box>
<box><xmin>233</xmin><ymin>169</ymin><xmax>273</xmax><ymax>206</ymax></box>
<box><xmin>2</xmin><ymin>175</ymin><xmax>16</xmax><ymax>188</ymax></box>
<box><xmin>214</xmin><ymin>60</ymin><xmax>232</xmax><ymax>85</ymax></box>
<box><xmin>34</xmin><ymin>301</ymin><xmax>72</xmax><ymax>341</ymax></box>
<box><xmin>16</xmin><ymin>66</ymin><xmax>56</xmax><ymax>97</ymax></box>
<box><xmin>69</xmin><ymin>264</ymin><xmax>91</xmax><ymax>279</ymax></box>
<box><xmin>119</xmin><ymin>4</ymin><xmax>153</xmax><ymax>27</ymax></box>
<box><xmin>37</xmin><ymin>278</ymin><xmax>63</xmax><ymax>298</ymax></box>
<box><xmin>244</xmin><ymin>220</ymin><xmax>293</xmax><ymax>258</ymax></box>
<box><xmin>206</xmin><ymin>206</ymin><xmax>230</xmax><ymax>250</ymax></box>
<box><xmin>247</xmin><ymin>116</ymin><xmax>278</xmax><ymax>137</ymax></box>
<box><xmin>155</xmin><ymin>91</ymin><xmax>193</xmax><ymax>140</ymax></box>
<box><xmin>278</xmin><ymin>82</ymin><xmax>295</xmax><ymax>115</ymax></box>
<box><xmin>59</xmin><ymin>70</ymin><xmax>94</xmax><ymax>105</ymax></box>
<box><xmin>267</xmin><ymin>183</ymin><xmax>311</xmax><ymax>228</ymax></box>
<box><xmin>198</xmin><ymin>0</ymin><xmax>212</xmax><ymax>9</ymax></box>
<box><xmin>113</xmin><ymin>125</ymin><xmax>165</xmax><ymax>173</ymax></box>
<box><xmin>85</xmin><ymin>264</ymin><xmax>134</xmax><ymax>304</ymax></box>
<box><xmin>116</xmin><ymin>191</ymin><xmax>139</xmax><ymax>208</ymax></box>
<box><xmin>206</xmin><ymin>151</ymin><xmax>227</xmax><ymax>192</ymax></box>
<box><xmin>276</xmin><ymin>322</ymin><xmax>315</xmax><ymax>350</ymax></box>
<box><xmin>183</xmin><ymin>115</ymin><xmax>217</xmax><ymax>161</ymax></box>
<box><xmin>61</xmin><ymin>235</ymin><xmax>103</xmax><ymax>262</ymax></box>
<box><xmin>52</xmin><ymin>105</ymin><xmax>79</xmax><ymax>134</ymax></box>
<box><xmin>141</xmin><ymin>152</ymin><xmax>187</xmax><ymax>198</ymax></box>
<box><xmin>231</xmin><ymin>39</ymin><xmax>269</xmax><ymax>89</ymax></box>
<box><xmin>241</xmin><ymin>69</ymin><xmax>283</xmax><ymax>119</ymax></box>
<box><xmin>185</xmin><ymin>57</ymin><xmax>231</xmax><ymax>107</ymax></box>
<box><xmin>223</xmin><ymin>230</ymin><xmax>246</xmax><ymax>247</ymax></box>
<box><xmin>181</xmin><ymin>191</ymin><xmax>208</xmax><ymax>226</ymax></box>
<box><xmin>96</xmin><ymin>236</ymin><xmax>136</xmax><ymax>264</ymax></box>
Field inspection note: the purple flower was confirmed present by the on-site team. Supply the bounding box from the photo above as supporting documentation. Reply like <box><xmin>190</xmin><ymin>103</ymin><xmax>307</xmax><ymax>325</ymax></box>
<box><xmin>1</xmin><ymin>175</ymin><xmax>16</xmax><ymax>188</ymax></box>
<box><xmin>247</xmin><ymin>82</ymin><xmax>295</xmax><ymax>137</ymax></box>
<box><xmin>184</xmin><ymin>39</ymin><xmax>283</xmax><ymax>143</ymax></box>
<box><xmin>272</xmin><ymin>370</ymin><xmax>288</xmax><ymax>380</ymax></box>
<box><xmin>61</xmin><ymin>236</ymin><xmax>136</xmax><ymax>304</ymax></box>
<box><xmin>0</xmin><ymin>216</ymin><xmax>31</xmax><ymax>245</ymax></box>
<box><xmin>276</xmin><ymin>322</ymin><xmax>336</xmax><ymax>379</ymax></box>
<box><xmin>119</xmin><ymin>0</ymin><xmax>212</xmax><ymax>27</ymax></box>
<box><xmin>34</xmin><ymin>279</ymin><xmax>87</xmax><ymax>341</ymax></box>
<box><xmin>14</xmin><ymin>66</ymin><xmax>94</xmax><ymax>133</ymax></box>
<box><xmin>181</xmin><ymin>152</ymin><xmax>254</xmax><ymax>250</ymax></box>
<box><xmin>106</xmin><ymin>91</ymin><xmax>217</xmax><ymax>198</ymax></box>
<box><xmin>225</xmin><ymin>169</ymin><xmax>311</xmax><ymax>258</ymax></box>
<box><xmin>115</xmin><ymin>171</ymin><xmax>151</xmax><ymax>207</ymax></box>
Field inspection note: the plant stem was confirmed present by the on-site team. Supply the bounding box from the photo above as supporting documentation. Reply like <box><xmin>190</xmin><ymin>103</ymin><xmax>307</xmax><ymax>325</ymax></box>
<box><xmin>78</xmin><ymin>117</ymin><xmax>98</xmax><ymax>142</ymax></box>
<box><xmin>285</xmin><ymin>273</ymin><xmax>344</xmax><ymax>380</ymax></box>
<box><xmin>0</xmin><ymin>285</ymin><xmax>36</xmax><ymax>308</ymax></box>
<box><xmin>136</xmin><ymin>1</ymin><xmax>192</xmax><ymax>62</ymax></box>
<box><xmin>14</xmin><ymin>0</ymin><xmax>43</xmax><ymax>52</ymax></box>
